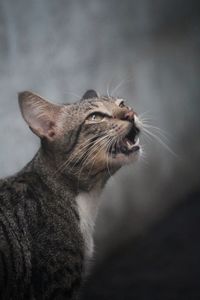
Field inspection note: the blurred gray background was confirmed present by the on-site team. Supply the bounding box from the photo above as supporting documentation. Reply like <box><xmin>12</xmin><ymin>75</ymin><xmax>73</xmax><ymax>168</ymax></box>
<box><xmin>0</xmin><ymin>0</ymin><xmax>200</xmax><ymax>263</ymax></box>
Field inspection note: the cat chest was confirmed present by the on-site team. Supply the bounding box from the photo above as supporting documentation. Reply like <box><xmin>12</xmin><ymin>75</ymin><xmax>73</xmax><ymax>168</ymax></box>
<box><xmin>75</xmin><ymin>191</ymin><xmax>100</xmax><ymax>259</ymax></box>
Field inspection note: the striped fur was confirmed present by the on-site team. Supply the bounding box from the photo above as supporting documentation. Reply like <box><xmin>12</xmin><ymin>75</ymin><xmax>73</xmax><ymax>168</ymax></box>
<box><xmin>0</xmin><ymin>90</ymin><xmax>140</xmax><ymax>299</ymax></box>
<box><xmin>0</xmin><ymin>173</ymin><xmax>83</xmax><ymax>299</ymax></box>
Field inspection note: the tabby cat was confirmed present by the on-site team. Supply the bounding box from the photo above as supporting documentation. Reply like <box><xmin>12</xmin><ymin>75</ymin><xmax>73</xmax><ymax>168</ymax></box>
<box><xmin>0</xmin><ymin>89</ymin><xmax>141</xmax><ymax>299</ymax></box>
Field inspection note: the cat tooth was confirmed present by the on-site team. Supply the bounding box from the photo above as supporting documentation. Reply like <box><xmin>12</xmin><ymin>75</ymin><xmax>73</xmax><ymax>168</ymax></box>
<box><xmin>126</xmin><ymin>140</ymin><xmax>134</xmax><ymax>149</ymax></box>
<box><xmin>134</xmin><ymin>138</ymin><xmax>139</xmax><ymax>146</ymax></box>
<box><xmin>126</xmin><ymin>138</ymin><xmax>140</xmax><ymax>150</ymax></box>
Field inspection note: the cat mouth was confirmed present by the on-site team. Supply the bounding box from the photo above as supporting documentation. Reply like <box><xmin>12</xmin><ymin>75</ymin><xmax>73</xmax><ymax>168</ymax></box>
<box><xmin>109</xmin><ymin>126</ymin><xmax>140</xmax><ymax>157</ymax></box>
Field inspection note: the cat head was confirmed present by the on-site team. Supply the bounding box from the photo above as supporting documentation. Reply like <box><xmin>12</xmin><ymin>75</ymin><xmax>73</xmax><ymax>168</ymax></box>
<box><xmin>18</xmin><ymin>90</ymin><xmax>141</xmax><ymax>190</ymax></box>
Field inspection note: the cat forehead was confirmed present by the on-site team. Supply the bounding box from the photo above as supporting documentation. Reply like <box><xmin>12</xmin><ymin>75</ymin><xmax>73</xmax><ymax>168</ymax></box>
<box><xmin>65</xmin><ymin>96</ymin><xmax>124</xmax><ymax>115</ymax></box>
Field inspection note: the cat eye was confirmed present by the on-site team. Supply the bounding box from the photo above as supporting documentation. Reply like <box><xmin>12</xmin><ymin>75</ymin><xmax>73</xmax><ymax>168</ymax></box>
<box><xmin>86</xmin><ymin>112</ymin><xmax>105</xmax><ymax>122</ymax></box>
<box><xmin>119</xmin><ymin>101</ymin><xmax>125</xmax><ymax>108</ymax></box>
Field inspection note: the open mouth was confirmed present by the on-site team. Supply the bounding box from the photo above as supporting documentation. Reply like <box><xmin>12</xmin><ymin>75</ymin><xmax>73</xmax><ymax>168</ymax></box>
<box><xmin>109</xmin><ymin>126</ymin><xmax>140</xmax><ymax>156</ymax></box>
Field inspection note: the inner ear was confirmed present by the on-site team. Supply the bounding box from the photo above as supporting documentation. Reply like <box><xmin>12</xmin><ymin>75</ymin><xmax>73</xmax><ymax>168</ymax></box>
<box><xmin>18</xmin><ymin>91</ymin><xmax>63</xmax><ymax>140</ymax></box>
<box><xmin>81</xmin><ymin>89</ymin><xmax>99</xmax><ymax>100</ymax></box>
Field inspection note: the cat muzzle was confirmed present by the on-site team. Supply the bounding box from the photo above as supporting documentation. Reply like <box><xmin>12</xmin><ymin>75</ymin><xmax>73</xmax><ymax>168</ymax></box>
<box><xmin>109</xmin><ymin>124</ymin><xmax>140</xmax><ymax>156</ymax></box>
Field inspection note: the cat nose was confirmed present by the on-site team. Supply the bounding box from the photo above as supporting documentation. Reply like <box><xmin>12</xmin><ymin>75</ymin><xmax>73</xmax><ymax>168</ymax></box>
<box><xmin>123</xmin><ymin>110</ymin><xmax>135</xmax><ymax>122</ymax></box>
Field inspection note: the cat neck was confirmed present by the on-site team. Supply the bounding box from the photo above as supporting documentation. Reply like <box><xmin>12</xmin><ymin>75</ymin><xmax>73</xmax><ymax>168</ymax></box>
<box><xmin>23</xmin><ymin>148</ymin><xmax>105</xmax><ymax>260</ymax></box>
<box><xmin>24</xmin><ymin>148</ymin><xmax>107</xmax><ymax>197</ymax></box>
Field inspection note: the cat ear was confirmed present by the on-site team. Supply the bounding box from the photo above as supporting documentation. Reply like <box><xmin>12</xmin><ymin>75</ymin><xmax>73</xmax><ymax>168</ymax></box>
<box><xmin>81</xmin><ymin>89</ymin><xmax>99</xmax><ymax>100</ymax></box>
<box><xmin>18</xmin><ymin>91</ymin><xmax>62</xmax><ymax>140</ymax></box>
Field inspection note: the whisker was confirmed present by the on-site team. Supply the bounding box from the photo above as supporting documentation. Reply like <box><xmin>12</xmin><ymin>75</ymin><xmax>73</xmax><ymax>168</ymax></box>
<box><xmin>77</xmin><ymin>137</ymin><xmax>110</xmax><ymax>184</ymax></box>
<box><xmin>106</xmin><ymin>137</ymin><xmax>117</xmax><ymax>179</ymax></box>
<box><xmin>142</xmin><ymin>127</ymin><xmax>177</xmax><ymax>157</ymax></box>
<box><xmin>138</xmin><ymin>145</ymin><xmax>149</xmax><ymax>166</ymax></box>
<box><xmin>63</xmin><ymin>91</ymin><xmax>81</xmax><ymax>100</ymax></box>
<box><xmin>53</xmin><ymin>134</ymin><xmax>106</xmax><ymax>176</ymax></box>
<box><xmin>142</xmin><ymin>125</ymin><xmax>170</xmax><ymax>142</ymax></box>
<box><xmin>139</xmin><ymin>115</ymin><xmax>172</xmax><ymax>139</ymax></box>
<box><xmin>141</xmin><ymin>121</ymin><xmax>171</xmax><ymax>136</ymax></box>
<box><xmin>138</xmin><ymin>113</ymin><xmax>176</xmax><ymax>156</ymax></box>
<box><xmin>106</xmin><ymin>77</ymin><xmax>114</xmax><ymax>98</ymax></box>
<box><xmin>81</xmin><ymin>131</ymin><xmax>117</xmax><ymax>180</ymax></box>
<box><xmin>86</xmin><ymin>139</ymin><xmax>110</xmax><ymax>178</ymax></box>
<box><xmin>138</xmin><ymin>110</ymin><xmax>154</xmax><ymax>119</ymax></box>
<box><xmin>111</xmin><ymin>77</ymin><xmax>134</xmax><ymax>96</ymax></box>
<box><xmin>66</xmin><ymin>137</ymin><xmax>108</xmax><ymax>175</ymax></box>
<box><xmin>76</xmin><ymin>134</ymin><xmax>111</xmax><ymax>179</ymax></box>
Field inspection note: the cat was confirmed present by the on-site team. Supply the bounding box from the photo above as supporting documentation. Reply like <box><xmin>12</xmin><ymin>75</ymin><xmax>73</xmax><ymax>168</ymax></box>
<box><xmin>0</xmin><ymin>89</ymin><xmax>141</xmax><ymax>299</ymax></box>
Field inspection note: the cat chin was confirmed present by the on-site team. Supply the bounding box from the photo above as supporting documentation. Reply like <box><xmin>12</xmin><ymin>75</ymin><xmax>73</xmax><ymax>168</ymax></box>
<box><xmin>108</xmin><ymin>147</ymin><xmax>141</xmax><ymax>167</ymax></box>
